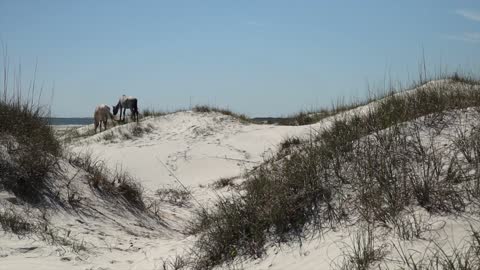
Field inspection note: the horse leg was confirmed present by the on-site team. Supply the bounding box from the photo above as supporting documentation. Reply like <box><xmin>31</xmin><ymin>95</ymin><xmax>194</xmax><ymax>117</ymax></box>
<box><xmin>123</xmin><ymin>108</ymin><xmax>127</xmax><ymax>122</ymax></box>
<box><xmin>130</xmin><ymin>108</ymin><xmax>136</xmax><ymax>122</ymax></box>
<box><xmin>94</xmin><ymin>120</ymin><xmax>99</xmax><ymax>133</ymax></box>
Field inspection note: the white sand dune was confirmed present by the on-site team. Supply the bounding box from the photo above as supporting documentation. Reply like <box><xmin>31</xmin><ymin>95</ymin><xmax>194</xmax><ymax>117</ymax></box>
<box><xmin>69</xmin><ymin>111</ymin><xmax>316</xmax><ymax>190</ymax></box>
<box><xmin>2</xmin><ymin>110</ymin><xmax>321</xmax><ymax>270</ymax></box>
<box><xmin>2</xmin><ymin>80</ymin><xmax>479</xmax><ymax>269</ymax></box>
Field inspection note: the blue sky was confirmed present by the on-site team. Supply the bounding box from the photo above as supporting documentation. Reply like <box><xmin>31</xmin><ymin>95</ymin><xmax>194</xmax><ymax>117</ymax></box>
<box><xmin>1</xmin><ymin>0</ymin><xmax>480</xmax><ymax>117</ymax></box>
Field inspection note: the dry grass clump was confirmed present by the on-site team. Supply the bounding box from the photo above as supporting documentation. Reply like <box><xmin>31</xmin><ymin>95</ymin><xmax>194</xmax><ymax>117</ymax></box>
<box><xmin>129</xmin><ymin>122</ymin><xmax>154</xmax><ymax>137</ymax></box>
<box><xmin>277</xmin><ymin>101</ymin><xmax>365</xmax><ymax>126</ymax></box>
<box><xmin>449</xmin><ymin>72</ymin><xmax>480</xmax><ymax>86</ymax></box>
<box><xmin>278</xmin><ymin>136</ymin><xmax>302</xmax><ymax>152</ymax></box>
<box><xmin>114</xmin><ymin>170</ymin><xmax>145</xmax><ymax>209</ymax></box>
<box><xmin>142</xmin><ymin>108</ymin><xmax>170</xmax><ymax>118</ymax></box>
<box><xmin>193</xmin><ymin>105</ymin><xmax>250</xmax><ymax>122</ymax></box>
<box><xmin>0</xmin><ymin>205</ymin><xmax>88</xmax><ymax>252</ymax></box>
<box><xmin>160</xmin><ymin>254</ymin><xmax>192</xmax><ymax>270</ymax></box>
<box><xmin>155</xmin><ymin>187</ymin><xmax>191</xmax><ymax>207</ymax></box>
<box><xmin>98</xmin><ymin>122</ymin><xmax>154</xmax><ymax>142</ymax></box>
<box><xmin>67</xmin><ymin>152</ymin><xmax>145</xmax><ymax>210</ymax></box>
<box><xmin>60</xmin><ymin>128</ymin><xmax>96</xmax><ymax>144</ymax></box>
<box><xmin>394</xmin><ymin>226</ymin><xmax>480</xmax><ymax>270</ymax></box>
<box><xmin>0</xmin><ymin>207</ymin><xmax>35</xmax><ymax>235</ymax></box>
<box><xmin>211</xmin><ymin>176</ymin><xmax>237</xmax><ymax>189</ymax></box>
<box><xmin>1</xmin><ymin>64</ymin><xmax>60</xmax><ymax>203</ymax></box>
<box><xmin>337</xmin><ymin>225</ymin><xmax>388</xmax><ymax>270</ymax></box>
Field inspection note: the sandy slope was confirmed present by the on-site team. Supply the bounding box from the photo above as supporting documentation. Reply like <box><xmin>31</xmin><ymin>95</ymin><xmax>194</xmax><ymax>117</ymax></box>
<box><xmin>68</xmin><ymin>111</ymin><xmax>315</xmax><ymax>190</ymax></box>
<box><xmin>2</xmin><ymin>80</ymin><xmax>479</xmax><ymax>269</ymax></box>
<box><xmin>3</xmin><ymin>110</ymin><xmax>320</xmax><ymax>270</ymax></box>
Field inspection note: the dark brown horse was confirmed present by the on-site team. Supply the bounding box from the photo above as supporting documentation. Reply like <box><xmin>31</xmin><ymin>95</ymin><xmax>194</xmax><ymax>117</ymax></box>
<box><xmin>113</xmin><ymin>95</ymin><xmax>139</xmax><ymax>122</ymax></box>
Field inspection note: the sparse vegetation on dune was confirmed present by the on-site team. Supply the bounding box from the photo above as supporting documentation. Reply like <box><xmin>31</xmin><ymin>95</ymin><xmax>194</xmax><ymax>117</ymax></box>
<box><xmin>0</xmin><ymin>206</ymin><xmax>88</xmax><ymax>252</ymax></box>
<box><xmin>449</xmin><ymin>72</ymin><xmax>480</xmax><ymax>86</ymax></box>
<box><xmin>0</xmin><ymin>60</ymin><xmax>93</xmax><ymax>254</ymax></box>
<box><xmin>62</xmin><ymin>105</ymin><xmax>249</xmax><ymax>144</ymax></box>
<box><xmin>155</xmin><ymin>186</ymin><xmax>192</xmax><ymax>207</ymax></box>
<box><xmin>193</xmin><ymin>105</ymin><xmax>250</xmax><ymax>123</ymax></box>
<box><xmin>393</xmin><ymin>225</ymin><xmax>480</xmax><ymax>270</ymax></box>
<box><xmin>270</xmin><ymin>73</ymin><xmax>480</xmax><ymax>127</ymax></box>
<box><xmin>1</xmin><ymin>67</ymin><xmax>61</xmax><ymax>203</ymax></box>
<box><xmin>179</xmin><ymin>74</ymin><xmax>480</xmax><ymax>269</ymax></box>
<box><xmin>277</xmin><ymin>100</ymin><xmax>368</xmax><ymax>126</ymax></box>
<box><xmin>337</xmin><ymin>225</ymin><xmax>388</xmax><ymax>270</ymax></box>
<box><xmin>0</xmin><ymin>207</ymin><xmax>35</xmax><ymax>235</ymax></box>
<box><xmin>211</xmin><ymin>176</ymin><xmax>238</xmax><ymax>189</ymax></box>
<box><xmin>60</xmin><ymin>120</ymin><xmax>155</xmax><ymax>144</ymax></box>
<box><xmin>142</xmin><ymin>107</ymin><xmax>172</xmax><ymax>118</ymax></box>
<box><xmin>66</xmin><ymin>152</ymin><xmax>146</xmax><ymax>210</ymax></box>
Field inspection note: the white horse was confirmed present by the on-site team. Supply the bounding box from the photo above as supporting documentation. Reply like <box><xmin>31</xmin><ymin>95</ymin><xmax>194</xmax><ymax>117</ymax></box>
<box><xmin>94</xmin><ymin>104</ymin><xmax>114</xmax><ymax>133</ymax></box>
<box><xmin>113</xmin><ymin>95</ymin><xmax>139</xmax><ymax>122</ymax></box>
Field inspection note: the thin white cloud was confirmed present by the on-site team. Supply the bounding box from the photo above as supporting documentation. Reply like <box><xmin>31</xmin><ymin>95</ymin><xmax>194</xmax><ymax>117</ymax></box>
<box><xmin>445</xmin><ymin>32</ymin><xmax>480</xmax><ymax>43</ymax></box>
<box><xmin>456</xmin><ymin>9</ymin><xmax>480</xmax><ymax>22</ymax></box>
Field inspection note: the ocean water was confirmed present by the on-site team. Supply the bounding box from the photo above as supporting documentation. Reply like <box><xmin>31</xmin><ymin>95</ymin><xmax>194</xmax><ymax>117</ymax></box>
<box><xmin>48</xmin><ymin>117</ymin><xmax>93</xmax><ymax>126</ymax></box>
